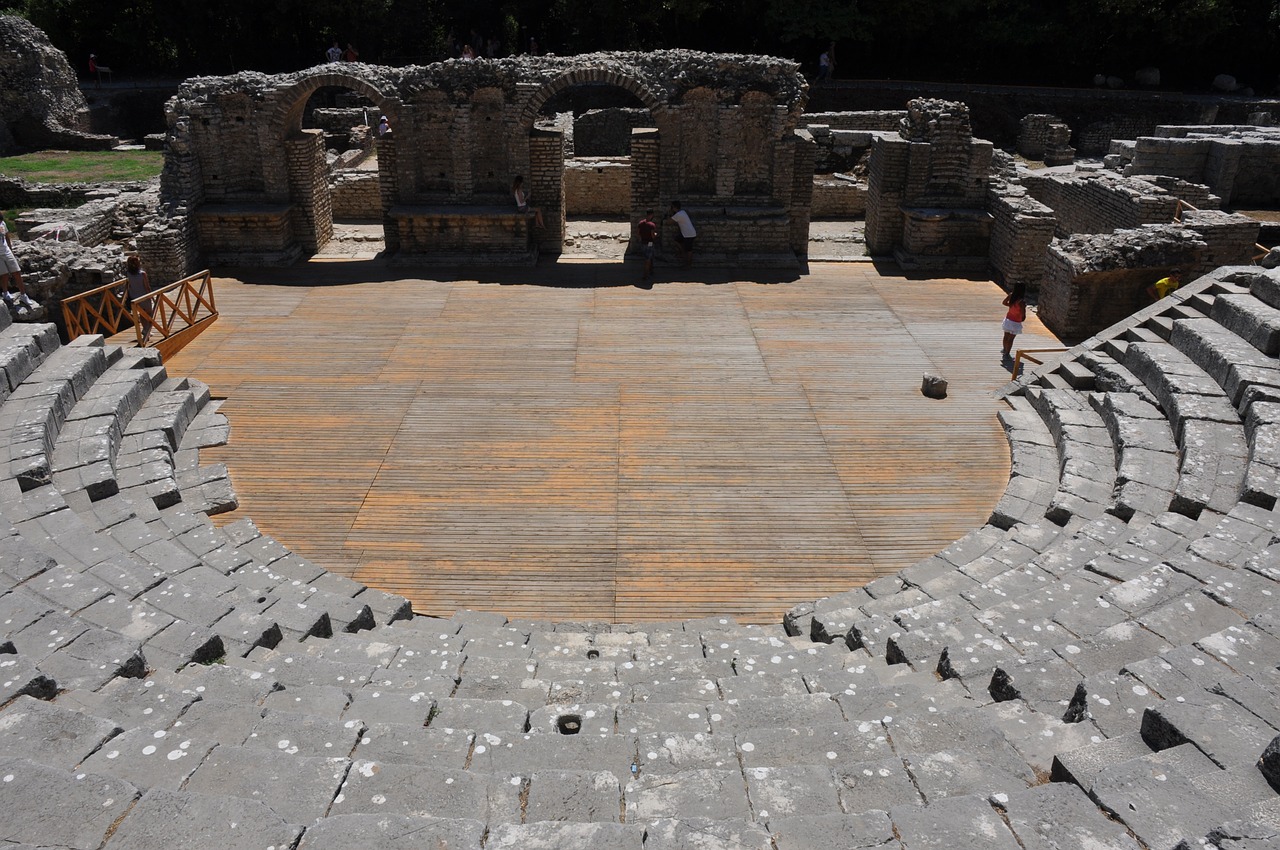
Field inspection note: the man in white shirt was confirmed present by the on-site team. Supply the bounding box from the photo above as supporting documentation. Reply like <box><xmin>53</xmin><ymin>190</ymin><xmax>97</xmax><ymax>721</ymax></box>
<box><xmin>668</xmin><ymin>201</ymin><xmax>696</xmax><ymax>268</ymax></box>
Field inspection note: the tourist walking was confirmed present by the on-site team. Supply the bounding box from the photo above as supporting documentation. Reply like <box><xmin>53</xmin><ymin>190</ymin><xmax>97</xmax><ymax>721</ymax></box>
<box><xmin>1147</xmin><ymin>268</ymin><xmax>1183</xmax><ymax>303</ymax></box>
<box><xmin>88</xmin><ymin>54</ymin><xmax>111</xmax><ymax>87</ymax></box>
<box><xmin>817</xmin><ymin>42</ymin><xmax>835</xmax><ymax>82</ymax></box>
<box><xmin>512</xmin><ymin>176</ymin><xmax>544</xmax><ymax>229</ymax></box>
<box><xmin>637</xmin><ymin>210</ymin><xmax>658</xmax><ymax>285</ymax></box>
<box><xmin>1001</xmin><ymin>282</ymin><xmax>1027</xmax><ymax>363</ymax></box>
<box><xmin>0</xmin><ymin>213</ymin><xmax>35</xmax><ymax>315</ymax></box>
<box><xmin>668</xmin><ymin>201</ymin><xmax>696</xmax><ymax>267</ymax></box>
<box><xmin>124</xmin><ymin>255</ymin><xmax>154</xmax><ymax>343</ymax></box>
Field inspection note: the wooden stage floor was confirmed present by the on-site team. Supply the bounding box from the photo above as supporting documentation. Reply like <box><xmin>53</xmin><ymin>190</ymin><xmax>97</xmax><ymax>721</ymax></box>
<box><xmin>163</xmin><ymin>260</ymin><xmax>1059</xmax><ymax>624</ymax></box>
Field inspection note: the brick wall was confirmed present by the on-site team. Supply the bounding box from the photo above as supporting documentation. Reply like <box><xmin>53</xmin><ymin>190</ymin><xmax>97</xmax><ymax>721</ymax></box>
<box><xmin>565</xmin><ymin>158</ymin><xmax>630</xmax><ymax>216</ymax></box>
<box><xmin>987</xmin><ymin>184</ymin><xmax>1056</xmax><ymax>291</ymax></box>
<box><xmin>193</xmin><ymin>206</ymin><xmax>301</xmax><ymax>266</ymax></box>
<box><xmin>811</xmin><ymin>176</ymin><xmax>866</xmax><ymax>218</ymax></box>
<box><xmin>330</xmin><ymin>170</ymin><xmax>381</xmax><ymax>219</ymax></box>
<box><xmin>1022</xmin><ymin>171</ymin><xmax>1180</xmax><ymax>237</ymax></box>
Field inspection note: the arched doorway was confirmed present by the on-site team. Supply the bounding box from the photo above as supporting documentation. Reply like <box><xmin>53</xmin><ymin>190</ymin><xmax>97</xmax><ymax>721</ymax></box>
<box><xmin>519</xmin><ymin>69</ymin><xmax>664</xmax><ymax>265</ymax></box>
<box><xmin>269</xmin><ymin>70</ymin><xmax>399</xmax><ymax>262</ymax></box>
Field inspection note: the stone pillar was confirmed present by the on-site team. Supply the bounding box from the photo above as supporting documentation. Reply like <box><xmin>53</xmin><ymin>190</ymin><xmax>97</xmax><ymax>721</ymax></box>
<box><xmin>450</xmin><ymin>108</ymin><xmax>473</xmax><ymax>202</ymax></box>
<box><xmin>530</xmin><ymin>127</ymin><xmax>563</xmax><ymax>256</ymax></box>
<box><xmin>629</xmin><ymin>128</ymin><xmax>660</xmax><ymax>258</ymax></box>
<box><xmin>377</xmin><ymin>132</ymin><xmax>400</xmax><ymax>252</ymax></box>
<box><xmin>1203</xmin><ymin>139</ymin><xmax>1243</xmax><ymax>207</ymax></box>
<box><xmin>284</xmin><ymin>130</ymin><xmax>331</xmax><ymax>253</ymax></box>
<box><xmin>864</xmin><ymin>133</ymin><xmax>909</xmax><ymax>256</ymax></box>
<box><xmin>789</xmin><ymin>130</ymin><xmax>816</xmax><ymax>256</ymax></box>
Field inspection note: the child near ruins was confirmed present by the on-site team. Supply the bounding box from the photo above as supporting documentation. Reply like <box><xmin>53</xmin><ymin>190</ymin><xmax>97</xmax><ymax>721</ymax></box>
<box><xmin>1001</xmin><ymin>282</ymin><xmax>1027</xmax><ymax>363</ymax></box>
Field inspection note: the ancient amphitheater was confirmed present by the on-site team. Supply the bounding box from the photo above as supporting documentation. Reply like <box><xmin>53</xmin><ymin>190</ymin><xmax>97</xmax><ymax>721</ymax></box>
<box><xmin>0</xmin><ymin>29</ymin><xmax>1278</xmax><ymax>850</ymax></box>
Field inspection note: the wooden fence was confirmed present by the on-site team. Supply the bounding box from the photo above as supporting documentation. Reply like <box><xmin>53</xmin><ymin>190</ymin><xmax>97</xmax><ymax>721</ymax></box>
<box><xmin>62</xmin><ymin>269</ymin><xmax>218</xmax><ymax>360</ymax></box>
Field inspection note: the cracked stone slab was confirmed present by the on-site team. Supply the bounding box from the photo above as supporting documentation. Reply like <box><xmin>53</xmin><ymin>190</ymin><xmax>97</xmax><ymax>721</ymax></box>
<box><xmin>994</xmin><ymin>782</ymin><xmax>1142</xmax><ymax>850</ymax></box>
<box><xmin>243</xmin><ymin>709</ymin><xmax>365</xmax><ymax>758</ymax></box>
<box><xmin>901</xmin><ymin>744</ymin><xmax>1035</xmax><ymax>801</ymax></box>
<box><xmin>1141</xmin><ymin>690</ymin><xmax>1280</xmax><ymax>769</ymax></box>
<box><xmin>638</xmin><ymin>731</ymin><xmax>738</xmax><ymax>775</ymax></box>
<box><xmin>981</xmin><ymin>700</ymin><xmax>1106</xmax><ymax>778</ymax></box>
<box><xmin>0</xmin><ymin>757</ymin><xmax>139</xmax><ymax>850</ymax></box>
<box><xmin>624</xmin><ymin>768</ymin><xmax>752</xmax><ymax>820</ymax></box>
<box><xmin>471</xmin><ymin>731</ymin><xmax>638</xmax><ymax>784</ymax></box>
<box><xmin>890</xmin><ymin>794</ymin><xmax>1020</xmax><ymax>850</ymax></box>
<box><xmin>183</xmin><ymin>745</ymin><xmax>350</xmax><ymax>824</ymax></box>
<box><xmin>343</xmin><ymin>687</ymin><xmax>436</xmax><ymax>727</ymax></box>
<box><xmin>331</xmin><ymin>759</ymin><xmax>521</xmax><ymax>822</ymax></box>
<box><xmin>1089</xmin><ymin>756</ymin><xmax>1234</xmax><ymax>850</ymax></box>
<box><xmin>486</xmin><ymin>821</ymin><xmax>644</xmax><ymax>850</ymax></box>
<box><xmin>769</xmin><ymin>810</ymin><xmax>895</xmax><ymax>850</ymax></box>
<box><xmin>295</xmin><ymin>813</ymin><xmax>486</xmax><ymax>849</ymax></box>
<box><xmin>532</xmin><ymin>702</ymin><xmax>617</xmax><ymax>736</ymax></box>
<box><xmin>102</xmin><ymin>787</ymin><xmax>304</xmax><ymax>850</ymax></box>
<box><xmin>428</xmin><ymin>697</ymin><xmax>530</xmax><ymax>735</ymax></box>
<box><xmin>261</xmin><ymin>684</ymin><xmax>352</xmax><ymax>719</ymax></box>
<box><xmin>642</xmin><ymin>817</ymin><xmax>775</xmax><ymax>849</ymax></box>
<box><xmin>834</xmin><ymin>757</ymin><xmax>923</xmax><ymax>814</ymax></box>
<box><xmin>736</xmin><ymin>722</ymin><xmax>893</xmax><ymax>768</ymax></box>
<box><xmin>743</xmin><ymin>765</ymin><xmax>842</xmax><ymax>818</ymax></box>
<box><xmin>0</xmin><ymin>653</ymin><xmax>56</xmax><ymax>702</ymax></box>
<box><xmin>0</xmin><ymin>695</ymin><xmax>122</xmax><ymax>769</ymax></box>
<box><xmin>352</xmin><ymin>721</ymin><xmax>472</xmax><ymax>767</ymax></box>
<box><xmin>525</xmin><ymin>769</ymin><xmax>621</xmax><ymax>823</ymax></box>
<box><xmin>79</xmin><ymin>725</ymin><xmax>215</xmax><ymax>790</ymax></box>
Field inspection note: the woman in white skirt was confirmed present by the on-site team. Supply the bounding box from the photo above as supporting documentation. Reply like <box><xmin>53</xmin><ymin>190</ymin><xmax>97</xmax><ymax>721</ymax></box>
<box><xmin>1001</xmin><ymin>282</ymin><xmax>1027</xmax><ymax>362</ymax></box>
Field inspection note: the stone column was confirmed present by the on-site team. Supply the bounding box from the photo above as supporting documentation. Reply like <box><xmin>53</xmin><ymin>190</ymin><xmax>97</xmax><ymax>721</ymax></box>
<box><xmin>284</xmin><ymin>129</ymin><xmax>331</xmax><ymax>253</ymax></box>
<box><xmin>629</xmin><ymin>128</ymin><xmax>660</xmax><ymax>258</ymax></box>
<box><xmin>530</xmin><ymin>127</ymin><xmax>563</xmax><ymax>255</ymax></box>
<box><xmin>377</xmin><ymin>132</ymin><xmax>400</xmax><ymax>252</ymax></box>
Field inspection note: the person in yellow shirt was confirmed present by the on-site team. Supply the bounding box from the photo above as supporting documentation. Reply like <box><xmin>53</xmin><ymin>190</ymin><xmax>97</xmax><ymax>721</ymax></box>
<box><xmin>1147</xmin><ymin>268</ymin><xmax>1183</xmax><ymax>303</ymax></box>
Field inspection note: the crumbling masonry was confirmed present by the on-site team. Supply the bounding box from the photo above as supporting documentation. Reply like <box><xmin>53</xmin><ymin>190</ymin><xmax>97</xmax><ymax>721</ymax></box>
<box><xmin>149</xmin><ymin>52</ymin><xmax>815</xmax><ymax>273</ymax></box>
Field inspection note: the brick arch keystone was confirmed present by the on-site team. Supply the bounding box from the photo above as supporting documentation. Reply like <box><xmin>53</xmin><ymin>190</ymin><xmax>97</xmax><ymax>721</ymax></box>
<box><xmin>518</xmin><ymin>66</ymin><xmax>664</xmax><ymax>130</ymax></box>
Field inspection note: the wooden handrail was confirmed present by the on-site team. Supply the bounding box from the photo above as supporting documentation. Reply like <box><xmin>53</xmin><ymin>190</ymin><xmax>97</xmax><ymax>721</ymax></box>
<box><xmin>1173</xmin><ymin>199</ymin><xmax>1200</xmax><ymax>222</ymax></box>
<box><xmin>1012</xmin><ymin>347</ymin><xmax>1069</xmax><ymax>380</ymax></box>
<box><xmin>61</xmin><ymin>269</ymin><xmax>218</xmax><ymax>359</ymax></box>
<box><xmin>61</xmin><ymin>277</ymin><xmax>133</xmax><ymax>339</ymax></box>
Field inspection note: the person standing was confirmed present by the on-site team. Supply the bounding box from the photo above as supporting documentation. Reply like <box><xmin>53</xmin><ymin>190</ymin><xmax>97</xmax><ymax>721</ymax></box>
<box><xmin>342</xmin><ymin>43</ymin><xmax>360</xmax><ymax>62</ymax></box>
<box><xmin>378</xmin><ymin>115</ymin><xmax>391</xmax><ymax>136</ymax></box>
<box><xmin>512</xmin><ymin>175</ymin><xmax>544</xmax><ymax>229</ymax></box>
<box><xmin>0</xmin><ymin>213</ymin><xmax>35</xmax><ymax>314</ymax></box>
<box><xmin>1001</xmin><ymin>282</ymin><xmax>1027</xmax><ymax>362</ymax></box>
<box><xmin>124</xmin><ymin>255</ymin><xmax>154</xmax><ymax>343</ymax></box>
<box><xmin>817</xmin><ymin>42</ymin><xmax>835</xmax><ymax>83</ymax></box>
<box><xmin>637</xmin><ymin>210</ymin><xmax>658</xmax><ymax>285</ymax></box>
<box><xmin>326</xmin><ymin>41</ymin><xmax>342</xmax><ymax>63</ymax></box>
<box><xmin>668</xmin><ymin>201</ymin><xmax>696</xmax><ymax>268</ymax></box>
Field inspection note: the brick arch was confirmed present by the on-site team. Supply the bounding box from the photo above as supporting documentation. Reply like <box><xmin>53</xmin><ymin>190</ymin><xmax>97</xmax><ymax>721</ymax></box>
<box><xmin>271</xmin><ymin>68</ymin><xmax>393</xmax><ymax>138</ymax></box>
<box><xmin>517</xmin><ymin>66</ymin><xmax>664</xmax><ymax>130</ymax></box>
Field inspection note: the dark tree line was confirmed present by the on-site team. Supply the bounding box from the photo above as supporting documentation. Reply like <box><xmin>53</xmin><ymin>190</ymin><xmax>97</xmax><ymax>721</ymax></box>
<box><xmin>6</xmin><ymin>0</ymin><xmax>1278</xmax><ymax>91</ymax></box>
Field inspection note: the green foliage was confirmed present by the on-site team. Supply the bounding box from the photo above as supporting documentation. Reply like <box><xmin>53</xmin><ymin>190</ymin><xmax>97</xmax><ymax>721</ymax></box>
<box><xmin>0</xmin><ymin>151</ymin><xmax>163</xmax><ymax>184</ymax></box>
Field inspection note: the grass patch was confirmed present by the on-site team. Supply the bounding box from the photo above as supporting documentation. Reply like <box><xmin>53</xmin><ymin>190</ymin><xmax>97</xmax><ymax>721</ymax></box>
<box><xmin>0</xmin><ymin>150</ymin><xmax>162</xmax><ymax>184</ymax></box>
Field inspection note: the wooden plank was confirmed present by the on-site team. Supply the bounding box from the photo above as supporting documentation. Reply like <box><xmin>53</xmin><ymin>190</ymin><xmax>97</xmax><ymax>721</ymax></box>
<box><xmin>164</xmin><ymin>262</ymin><xmax>1060</xmax><ymax>624</ymax></box>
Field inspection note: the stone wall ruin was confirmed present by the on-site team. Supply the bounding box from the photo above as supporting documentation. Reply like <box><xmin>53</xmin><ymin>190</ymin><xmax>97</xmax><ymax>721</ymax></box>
<box><xmin>0</xmin><ymin>14</ymin><xmax>117</xmax><ymax>154</ymax></box>
<box><xmin>156</xmin><ymin>51</ymin><xmax>815</xmax><ymax>271</ymax></box>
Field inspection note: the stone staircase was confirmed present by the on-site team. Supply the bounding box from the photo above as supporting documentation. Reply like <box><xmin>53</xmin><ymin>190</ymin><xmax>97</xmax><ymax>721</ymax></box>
<box><xmin>0</xmin><ymin>267</ymin><xmax>1277</xmax><ymax>848</ymax></box>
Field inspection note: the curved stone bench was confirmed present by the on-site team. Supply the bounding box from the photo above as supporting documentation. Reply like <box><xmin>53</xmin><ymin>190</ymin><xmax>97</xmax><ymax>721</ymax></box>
<box><xmin>2</xmin><ymin>270</ymin><xmax>1280</xmax><ymax>850</ymax></box>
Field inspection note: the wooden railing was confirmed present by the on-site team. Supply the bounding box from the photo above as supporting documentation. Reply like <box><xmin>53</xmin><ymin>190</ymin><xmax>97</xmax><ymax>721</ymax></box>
<box><xmin>62</xmin><ymin>269</ymin><xmax>218</xmax><ymax>360</ymax></box>
<box><xmin>1012</xmin><ymin>347</ymin><xmax>1069</xmax><ymax>381</ymax></box>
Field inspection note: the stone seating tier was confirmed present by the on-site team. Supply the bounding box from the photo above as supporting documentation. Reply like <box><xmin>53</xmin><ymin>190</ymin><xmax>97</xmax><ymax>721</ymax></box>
<box><xmin>2</xmin><ymin>265</ymin><xmax>1280</xmax><ymax>849</ymax></box>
